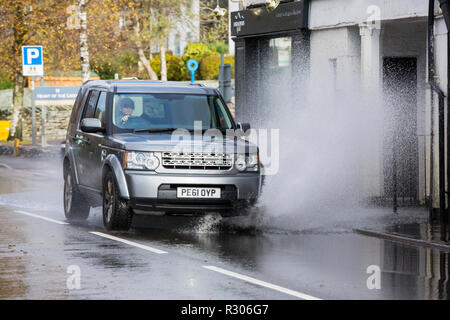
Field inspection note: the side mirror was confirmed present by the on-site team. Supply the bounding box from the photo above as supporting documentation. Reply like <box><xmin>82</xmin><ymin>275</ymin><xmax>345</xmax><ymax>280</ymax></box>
<box><xmin>237</xmin><ymin>122</ymin><xmax>251</xmax><ymax>132</ymax></box>
<box><xmin>80</xmin><ymin>118</ymin><xmax>105</xmax><ymax>133</ymax></box>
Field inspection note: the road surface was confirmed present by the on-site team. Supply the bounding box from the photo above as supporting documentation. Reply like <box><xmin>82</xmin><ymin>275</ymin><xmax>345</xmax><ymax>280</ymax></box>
<box><xmin>0</xmin><ymin>155</ymin><xmax>448</xmax><ymax>300</ymax></box>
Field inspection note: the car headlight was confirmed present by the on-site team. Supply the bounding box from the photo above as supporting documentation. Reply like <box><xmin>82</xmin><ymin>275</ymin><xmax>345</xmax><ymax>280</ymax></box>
<box><xmin>246</xmin><ymin>154</ymin><xmax>259</xmax><ymax>172</ymax></box>
<box><xmin>235</xmin><ymin>154</ymin><xmax>259</xmax><ymax>172</ymax></box>
<box><xmin>125</xmin><ymin>152</ymin><xmax>159</xmax><ymax>170</ymax></box>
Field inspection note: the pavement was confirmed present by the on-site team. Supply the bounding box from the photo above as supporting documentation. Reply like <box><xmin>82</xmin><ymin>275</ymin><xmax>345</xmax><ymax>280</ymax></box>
<box><xmin>0</xmin><ymin>155</ymin><xmax>449</xmax><ymax>300</ymax></box>
<box><xmin>0</xmin><ymin>141</ymin><xmax>62</xmax><ymax>158</ymax></box>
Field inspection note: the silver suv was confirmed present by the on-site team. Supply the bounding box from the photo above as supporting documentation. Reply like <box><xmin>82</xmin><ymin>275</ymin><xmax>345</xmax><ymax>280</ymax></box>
<box><xmin>63</xmin><ymin>80</ymin><xmax>262</xmax><ymax>230</ymax></box>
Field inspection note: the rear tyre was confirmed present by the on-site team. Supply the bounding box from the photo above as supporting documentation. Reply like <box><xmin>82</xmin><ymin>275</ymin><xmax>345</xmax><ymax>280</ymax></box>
<box><xmin>64</xmin><ymin>166</ymin><xmax>90</xmax><ymax>221</ymax></box>
<box><xmin>103</xmin><ymin>171</ymin><xmax>133</xmax><ymax>231</ymax></box>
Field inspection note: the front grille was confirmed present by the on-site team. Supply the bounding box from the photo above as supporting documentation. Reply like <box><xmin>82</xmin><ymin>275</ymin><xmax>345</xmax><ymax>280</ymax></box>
<box><xmin>162</xmin><ymin>152</ymin><xmax>233</xmax><ymax>170</ymax></box>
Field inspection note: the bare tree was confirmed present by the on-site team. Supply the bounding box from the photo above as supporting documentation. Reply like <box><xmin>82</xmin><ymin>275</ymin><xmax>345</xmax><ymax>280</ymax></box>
<box><xmin>130</xmin><ymin>6</ymin><xmax>158</xmax><ymax>80</ymax></box>
<box><xmin>78</xmin><ymin>0</ymin><xmax>90</xmax><ymax>83</ymax></box>
<box><xmin>122</xmin><ymin>0</ymin><xmax>195</xmax><ymax>80</ymax></box>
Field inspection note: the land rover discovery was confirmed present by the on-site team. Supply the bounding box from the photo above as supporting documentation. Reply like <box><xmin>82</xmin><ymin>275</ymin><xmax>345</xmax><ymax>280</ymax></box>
<box><xmin>63</xmin><ymin>80</ymin><xmax>261</xmax><ymax>230</ymax></box>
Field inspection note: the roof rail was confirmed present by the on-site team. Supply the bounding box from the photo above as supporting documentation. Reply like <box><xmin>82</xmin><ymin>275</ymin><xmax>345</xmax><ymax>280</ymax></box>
<box><xmin>189</xmin><ymin>83</ymin><xmax>205</xmax><ymax>87</ymax></box>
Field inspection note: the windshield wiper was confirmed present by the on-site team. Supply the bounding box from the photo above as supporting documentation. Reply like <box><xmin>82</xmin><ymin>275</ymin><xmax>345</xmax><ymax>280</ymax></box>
<box><xmin>133</xmin><ymin>128</ymin><xmax>178</xmax><ymax>134</ymax></box>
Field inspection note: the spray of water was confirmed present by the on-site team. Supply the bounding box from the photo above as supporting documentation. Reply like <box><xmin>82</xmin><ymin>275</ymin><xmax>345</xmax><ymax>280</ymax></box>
<box><xmin>225</xmin><ymin>38</ymin><xmax>425</xmax><ymax>233</ymax></box>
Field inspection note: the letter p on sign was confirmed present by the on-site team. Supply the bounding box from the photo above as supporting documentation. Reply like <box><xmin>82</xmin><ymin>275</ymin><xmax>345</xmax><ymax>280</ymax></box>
<box><xmin>27</xmin><ymin>49</ymin><xmax>40</xmax><ymax>64</ymax></box>
<box><xmin>22</xmin><ymin>46</ymin><xmax>44</xmax><ymax>76</ymax></box>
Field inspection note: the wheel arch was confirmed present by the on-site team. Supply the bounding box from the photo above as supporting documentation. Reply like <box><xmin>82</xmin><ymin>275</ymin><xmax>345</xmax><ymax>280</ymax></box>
<box><xmin>102</xmin><ymin>154</ymin><xmax>130</xmax><ymax>199</ymax></box>
<box><xmin>63</xmin><ymin>148</ymin><xmax>79</xmax><ymax>185</ymax></box>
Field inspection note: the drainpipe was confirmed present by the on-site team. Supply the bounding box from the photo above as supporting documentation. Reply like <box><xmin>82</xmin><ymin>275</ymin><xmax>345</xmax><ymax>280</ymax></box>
<box><xmin>428</xmin><ymin>0</ymin><xmax>446</xmax><ymax>219</ymax></box>
<box><xmin>439</xmin><ymin>0</ymin><xmax>450</xmax><ymax>224</ymax></box>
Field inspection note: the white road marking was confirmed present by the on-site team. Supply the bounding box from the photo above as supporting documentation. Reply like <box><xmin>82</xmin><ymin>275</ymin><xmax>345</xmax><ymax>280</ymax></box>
<box><xmin>10</xmin><ymin>210</ymin><xmax>318</xmax><ymax>299</ymax></box>
<box><xmin>14</xmin><ymin>210</ymin><xmax>69</xmax><ymax>225</ymax></box>
<box><xmin>89</xmin><ymin>231</ymin><xmax>168</xmax><ymax>254</ymax></box>
<box><xmin>203</xmin><ymin>265</ymin><xmax>322</xmax><ymax>300</ymax></box>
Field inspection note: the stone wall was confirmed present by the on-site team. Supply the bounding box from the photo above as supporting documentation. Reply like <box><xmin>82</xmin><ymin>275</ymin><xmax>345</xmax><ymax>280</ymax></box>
<box><xmin>21</xmin><ymin>105</ymin><xmax>72</xmax><ymax>142</ymax></box>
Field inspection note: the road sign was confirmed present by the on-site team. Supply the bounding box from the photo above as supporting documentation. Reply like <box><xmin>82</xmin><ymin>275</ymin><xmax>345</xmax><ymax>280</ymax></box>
<box><xmin>34</xmin><ymin>86</ymin><xmax>80</xmax><ymax>106</ymax></box>
<box><xmin>187</xmin><ymin>59</ymin><xmax>199</xmax><ymax>83</ymax></box>
<box><xmin>22</xmin><ymin>46</ymin><xmax>44</xmax><ymax>76</ymax></box>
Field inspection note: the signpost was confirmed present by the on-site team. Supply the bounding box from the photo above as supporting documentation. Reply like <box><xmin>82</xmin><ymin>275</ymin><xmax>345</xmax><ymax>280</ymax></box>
<box><xmin>22</xmin><ymin>46</ymin><xmax>44</xmax><ymax>146</ymax></box>
<box><xmin>187</xmin><ymin>59</ymin><xmax>199</xmax><ymax>83</ymax></box>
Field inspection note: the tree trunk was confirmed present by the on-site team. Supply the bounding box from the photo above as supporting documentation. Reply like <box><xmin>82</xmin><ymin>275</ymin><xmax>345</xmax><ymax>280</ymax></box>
<box><xmin>8</xmin><ymin>4</ymin><xmax>27</xmax><ymax>140</ymax></box>
<box><xmin>160</xmin><ymin>39</ymin><xmax>167</xmax><ymax>81</ymax></box>
<box><xmin>137</xmin><ymin>44</ymin><xmax>158</xmax><ymax>80</ymax></box>
<box><xmin>133</xmin><ymin>17</ymin><xmax>158</xmax><ymax>80</ymax></box>
<box><xmin>8</xmin><ymin>71</ymin><xmax>24</xmax><ymax>140</ymax></box>
<box><xmin>79</xmin><ymin>0</ymin><xmax>90</xmax><ymax>84</ymax></box>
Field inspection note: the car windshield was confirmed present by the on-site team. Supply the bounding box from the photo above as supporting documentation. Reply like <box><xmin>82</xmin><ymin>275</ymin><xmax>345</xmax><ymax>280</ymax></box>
<box><xmin>112</xmin><ymin>93</ymin><xmax>234</xmax><ymax>133</ymax></box>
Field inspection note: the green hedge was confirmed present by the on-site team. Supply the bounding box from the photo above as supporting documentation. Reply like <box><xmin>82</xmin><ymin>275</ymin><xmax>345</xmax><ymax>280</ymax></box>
<box><xmin>0</xmin><ymin>71</ymin><xmax>13</xmax><ymax>90</ymax></box>
<box><xmin>151</xmin><ymin>54</ymin><xmax>185</xmax><ymax>81</ymax></box>
<box><xmin>199</xmin><ymin>54</ymin><xmax>235</xmax><ymax>80</ymax></box>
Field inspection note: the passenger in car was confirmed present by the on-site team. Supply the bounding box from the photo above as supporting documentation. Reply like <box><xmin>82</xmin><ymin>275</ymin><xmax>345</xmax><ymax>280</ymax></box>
<box><xmin>138</xmin><ymin>100</ymin><xmax>172</xmax><ymax>128</ymax></box>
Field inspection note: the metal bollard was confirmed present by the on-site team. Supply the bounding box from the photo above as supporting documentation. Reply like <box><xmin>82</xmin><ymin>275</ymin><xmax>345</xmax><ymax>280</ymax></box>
<box><xmin>13</xmin><ymin>138</ymin><xmax>20</xmax><ymax>157</ymax></box>
<box><xmin>219</xmin><ymin>54</ymin><xmax>232</xmax><ymax>103</ymax></box>
<box><xmin>41</xmin><ymin>106</ymin><xmax>46</xmax><ymax>147</ymax></box>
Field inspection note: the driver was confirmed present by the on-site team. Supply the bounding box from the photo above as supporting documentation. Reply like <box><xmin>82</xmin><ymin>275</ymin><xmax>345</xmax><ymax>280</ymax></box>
<box><xmin>118</xmin><ymin>97</ymin><xmax>135</xmax><ymax>126</ymax></box>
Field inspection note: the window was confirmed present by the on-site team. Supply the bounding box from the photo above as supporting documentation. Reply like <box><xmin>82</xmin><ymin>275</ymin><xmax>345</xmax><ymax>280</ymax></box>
<box><xmin>111</xmin><ymin>93</ymin><xmax>234</xmax><ymax>132</ymax></box>
<box><xmin>82</xmin><ymin>90</ymin><xmax>99</xmax><ymax>120</ymax></box>
<box><xmin>268</xmin><ymin>37</ymin><xmax>291</xmax><ymax>68</ymax></box>
<box><xmin>175</xmin><ymin>34</ymin><xmax>181</xmax><ymax>56</ymax></box>
<box><xmin>94</xmin><ymin>92</ymin><xmax>107</xmax><ymax>127</ymax></box>
<box><xmin>214</xmin><ymin>98</ymin><xmax>232</xmax><ymax>129</ymax></box>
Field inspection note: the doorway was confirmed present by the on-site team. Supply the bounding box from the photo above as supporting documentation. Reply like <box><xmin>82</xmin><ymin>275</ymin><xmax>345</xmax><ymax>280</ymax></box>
<box><xmin>382</xmin><ymin>57</ymin><xmax>418</xmax><ymax>204</ymax></box>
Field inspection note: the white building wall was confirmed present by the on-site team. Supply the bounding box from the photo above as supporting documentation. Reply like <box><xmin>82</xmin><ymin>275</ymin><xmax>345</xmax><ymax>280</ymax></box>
<box><xmin>310</xmin><ymin>0</ymin><xmax>429</xmax><ymax>30</ymax></box>
<box><xmin>228</xmin><ymin>0</ymin><xmax>241</xmax><ymax>54</ymax></box>
<box><xmin>308</xmin><ymin>0</ymin><xmax>445</xmax><ymax>201</ymax></box>
<box><xmin>430</xmin><ymin>16</ymin><xmax>448</xmax><ymax>207</ymax></box>
<box><xmin>167</xmin><ymin>0</ymin><xmax>200</xmax><ymax>56</ymax></box>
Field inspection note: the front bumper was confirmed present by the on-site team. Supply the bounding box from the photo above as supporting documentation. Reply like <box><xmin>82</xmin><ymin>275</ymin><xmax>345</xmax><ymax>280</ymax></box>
<box><xmin>124</xmin><ymin>171</ymin><xmax>261</xmax><ymax>214</ymax></box>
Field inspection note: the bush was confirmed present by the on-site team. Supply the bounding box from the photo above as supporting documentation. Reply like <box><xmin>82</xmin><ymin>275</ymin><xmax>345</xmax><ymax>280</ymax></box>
<box><xmin>151</xmin><ymin>54</ymin><xmax>185</xmax><ymax>81</ymax></box>
<box><xmin>206</xmin><ymin>42</ymin><xmax>229</xmax><ymax>55</ymax></box>
<box><xmin>117</xmin><ymin>50</ymin><xmax>140</xmax><ymax>78</ymax></box>
<box><xmin>199</xmin><ymin>55</ymin><xmax>235</xmax><ymax>80</ymax></box>
<box><xmin>91</xmin><ymin>51</ymin><xmax>140</xmax><ymax>80</ymax></box>
<box><xmin>182</xmin><ymin>43</ymin><xmax>215</xmax><ymax>64</ymax></box>
<box><xmin>90</xmin><ymin>56</ymin><xmax>120</xmax><ymax>80</ymax></box>
<box><xmin>181</xmin><ymin>43</ymin><xmax>215</xmax><ymax>80</ymax></box>
<box><xmin>0</xmin><ymin>71</ymin><xmax>13</xmax><ymax>90</ymax></box>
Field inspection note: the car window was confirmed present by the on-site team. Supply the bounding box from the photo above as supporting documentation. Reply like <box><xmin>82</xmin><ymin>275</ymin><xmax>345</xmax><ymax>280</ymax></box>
<box><xmin>94</xmin><ymin>92</ymin><xmax>107</xmax><ymax>127</ymax></box>
<box><xmin>82</xmin><ymin>90</ymin><xmax>100</xmax><ymax>120</ymax></box>
<box><xmin>213</xmin><ymin>97</ymin><xmax>232</xmax><ymax>129</ymax></box>
<box><xmin>112</xmin><ymin>93</ymin><xmax>234</xmax><ymax>132</ymax></box>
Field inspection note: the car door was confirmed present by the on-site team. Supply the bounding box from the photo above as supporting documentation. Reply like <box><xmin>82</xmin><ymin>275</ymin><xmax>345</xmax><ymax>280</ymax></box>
<box><xmin>88</xmin><ymin>91</ymin><xmax>108</xmax><ymax>190</ymax></box>
<box><xmin>74</xmin><ymin>90</ymin><xmax>100</xmax><ymax>188</ymax></box>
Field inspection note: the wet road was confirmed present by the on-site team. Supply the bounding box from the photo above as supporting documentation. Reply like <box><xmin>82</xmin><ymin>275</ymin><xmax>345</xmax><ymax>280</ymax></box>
<box><xmin>0</xmin><ymin>155</ymin><xmax>448</xmax><ymax>300</ymax></box>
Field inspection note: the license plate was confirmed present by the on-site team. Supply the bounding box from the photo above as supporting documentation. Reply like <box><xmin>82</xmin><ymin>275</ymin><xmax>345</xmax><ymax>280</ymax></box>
<box><xmin>176</xmin><ymin>187</ymin><xmax>221</xmax><ymax>199</ymax></box>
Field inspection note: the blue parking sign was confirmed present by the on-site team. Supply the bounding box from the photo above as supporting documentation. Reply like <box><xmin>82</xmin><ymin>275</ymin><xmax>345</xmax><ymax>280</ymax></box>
<box><xmin>22</xmin><ymin>46</ymin><xmax>44</xmax><ymax>76</ymax></box>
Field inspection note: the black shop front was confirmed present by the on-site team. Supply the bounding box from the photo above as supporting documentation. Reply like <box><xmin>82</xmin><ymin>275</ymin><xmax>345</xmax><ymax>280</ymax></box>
<box><xmin>231</xmin><ymin>0</ymin><xmax>309</xmax><ymax>125</ymax></box>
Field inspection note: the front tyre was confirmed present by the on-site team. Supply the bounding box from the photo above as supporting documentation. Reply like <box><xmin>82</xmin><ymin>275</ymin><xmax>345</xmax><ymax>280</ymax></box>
<box><xmin>64</xmin><ymin>167</ymin><xmax>90</xmax><ymax>221</ymax></box>
<box><xmin>103</xmin><ymin>171</ymin><xmax>133</xmax><ymax>231</ymax></box>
